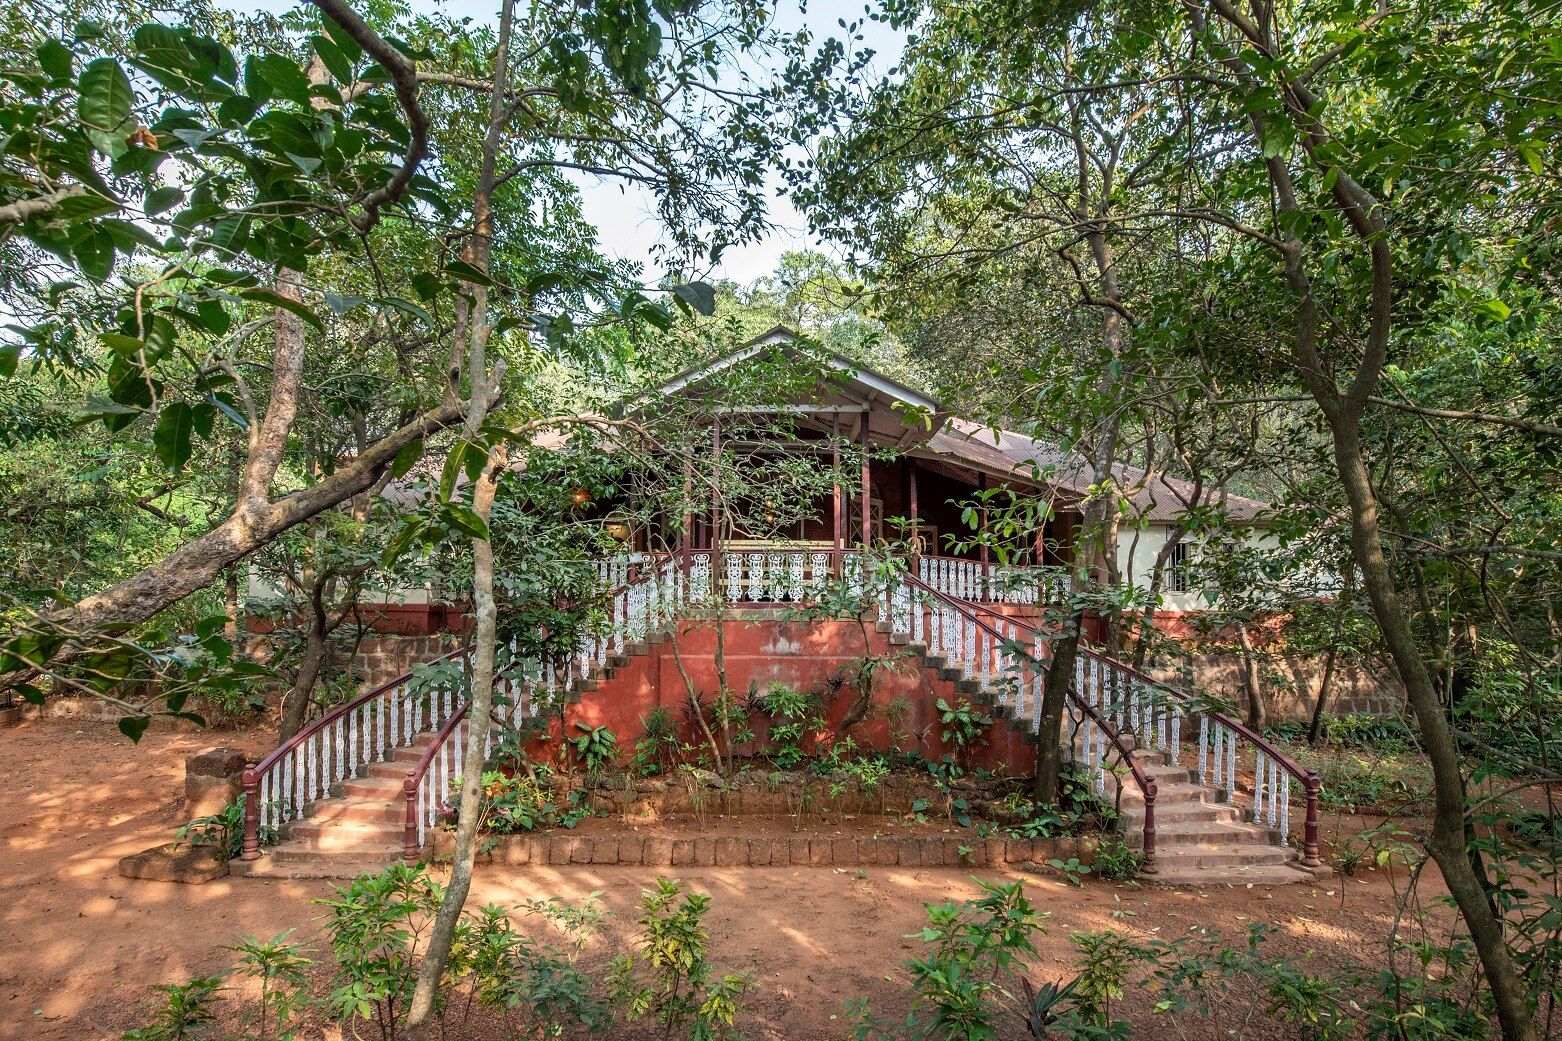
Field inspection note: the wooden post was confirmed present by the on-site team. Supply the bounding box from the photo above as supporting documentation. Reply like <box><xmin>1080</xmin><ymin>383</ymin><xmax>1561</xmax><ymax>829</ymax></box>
<box><xmin>978</xmin><ymin>473</ymin><xmax>989</xmax><ymax>566</ymax></box>
<box><xmin>908</xmin><ymin>461</ymin><xmax>920</xmax><ymax>555</ymax></box>
<box><xmin>832</xmin><ymin>412</ymin><xmax>843</xmax><ymax>573</ymax></box>
<box><xmin>681</xmin><ymin>450</ymin><xmax>693</xmax><ymax>559</ymax></box>
<box><xmin>710</xmin><ymin>416</ymin><xmax>721</xmax><ymax>582</ymax></box>
<box><xmin>860</xmin><ymin>409</ymin><xmax>871</xmax><ymax>549</ymax></box>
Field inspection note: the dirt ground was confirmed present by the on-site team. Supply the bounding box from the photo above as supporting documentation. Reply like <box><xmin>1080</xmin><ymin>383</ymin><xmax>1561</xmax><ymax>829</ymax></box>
<box><xmin>0</xmin><ymin>714</ymin><xmax>1454</xmax><ymax>1041</ymax></box>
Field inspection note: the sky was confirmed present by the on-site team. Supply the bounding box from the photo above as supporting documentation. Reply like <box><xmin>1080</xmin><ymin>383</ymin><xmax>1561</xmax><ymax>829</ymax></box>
<box><xmin>224</xmin><ymin>0</ymin><xmax>909</xmax><ymax>287</ymax></box>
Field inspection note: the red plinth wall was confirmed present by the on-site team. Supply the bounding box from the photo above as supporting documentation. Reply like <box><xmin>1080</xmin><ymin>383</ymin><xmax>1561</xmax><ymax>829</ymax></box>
<box><xmin>528</xmin><ymin>614</ymin><xmax>1038</xmax><ymax>776</ymax></box>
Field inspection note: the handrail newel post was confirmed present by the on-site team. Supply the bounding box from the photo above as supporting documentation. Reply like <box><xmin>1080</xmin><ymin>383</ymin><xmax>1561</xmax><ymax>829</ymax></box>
<box><xmin>402</xmin><ymin>773</ymin><xmax>419</xmax><ymax>861</ymax></box>
<box><xmin>1302</xmin><ymin>772</ymin><xmax>1322</xmax><ymax>867</ymax></box>
<box><xmin>240</xmin><ymin>764</ymin><xmax>261</xmax><ymax>861</ymax></box>
<box><xmin>1141</xmin><ymin>779</ymin><xmax>1158</xmax><ymax>874</ymax></box>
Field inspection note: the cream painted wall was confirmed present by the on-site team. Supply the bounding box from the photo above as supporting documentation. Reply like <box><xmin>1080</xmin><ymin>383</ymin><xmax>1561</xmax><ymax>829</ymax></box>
<box><xmin>1114</xmin><ymin>523</ymin><xmax>1287</xmax><ymax>613</ymax></box>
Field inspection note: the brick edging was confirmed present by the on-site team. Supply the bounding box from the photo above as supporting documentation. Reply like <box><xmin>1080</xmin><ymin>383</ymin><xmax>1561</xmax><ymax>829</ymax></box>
<box><xmin>434</xmin><ymin>831</ymin><xmax>1093</xmax><ymax>868</ymax></box>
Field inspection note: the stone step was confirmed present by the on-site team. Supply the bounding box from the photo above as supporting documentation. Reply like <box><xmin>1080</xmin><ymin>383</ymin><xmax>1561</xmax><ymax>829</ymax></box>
<box><xmin>1128</xmin><ymin>821</ymin><xmax>1278</xmax><ymax>848</ymax></box>
<box><xmin>1120</xmin><ymin>800</ymin><xmax>1243</xmax><ymax>824</ymax></box>
<box><xmin>341</xmin><ymin>776</ymin><xmax>410</xmax><ymax>799</ymax></box>
<box><xmin>1144</xmin><ymin>843</ymin><xmax>1298</xmax><ymax>868</ymax></box>
<box><xmin>231</xmin><ymin>848</ymin><xmax>404</xmax><ymax>879</ymax></box>
<box><xmin>303</xmin><ymin>798</ymin><xmax>403</xmax><ymax>824</ymax></box>
<box><xmin>1149</xmin><ymin>863</ymin><xmax>1317</xmax><ymax>887</ymax></box>
<box><xmin>280</xmin><ymin>821</ymin><xmax>405</xmax><ymax>853</ymax></box>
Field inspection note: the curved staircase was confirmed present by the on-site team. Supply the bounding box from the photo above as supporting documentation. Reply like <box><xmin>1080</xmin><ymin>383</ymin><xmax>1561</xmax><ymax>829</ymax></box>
<box><xmin>233</xmin><ymin>551</ymin><xmax>1323</xmax><ymax>885</ymax></box>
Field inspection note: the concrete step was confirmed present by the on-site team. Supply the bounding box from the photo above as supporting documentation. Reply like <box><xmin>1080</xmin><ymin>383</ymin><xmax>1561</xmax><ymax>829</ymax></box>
<box><xmin>279</xmin><ymin>823</ymin><xmax>405</xmax><ymax>853</ymax></box>
<box><xmin>341</xmin><ymin>776</ymin><xmax>409</xmax><ymax>799</ymax></box>
<box><xmin>1150</xmin><ymin>862</ymin><xmax>1316</xmax><ymax>886</ymax></box>
<box><xmin>303</xmin><ymin>798</ymin><xmax>403</xmax><ymax>824</ymax></box>
<box><xmin>1144</xmin><ymin>842</ymin><xmax>1299</xmax><ymax>868</ymax></box>
<box><xmin>1128</xmin><ymin>821</ymin><xmax>1278</xmax><ymax>848</ymax></box>
<box><xmin>1121</xmin><ymin>800</ymin><xmax>1243</xmax><ymax>824</ymax></box>
<box><xmin>231</xmin><ymin>848</ymin><xmax>405</xmax><ymax>879</ymax></box>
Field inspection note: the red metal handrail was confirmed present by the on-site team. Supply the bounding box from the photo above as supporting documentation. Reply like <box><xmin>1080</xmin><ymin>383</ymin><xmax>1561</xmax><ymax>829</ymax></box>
<box><xmin>399</xmin><ymin>551</ymin><xmax>694</xmax><ymax>858</ymax></box>
<box><xmin>239</xmin><ymin>645</ymin><xmax>469</xmax><ymax>860</ymax></box>
<box><xmin>958</xmin><ymin>597</ymin><xmax>1321</xmax><ymax>867</ymax></box>
<box><xmin>895</xmin><ymin>569</ymin><xmax>1160</xmax><ymax>871</ymax></box>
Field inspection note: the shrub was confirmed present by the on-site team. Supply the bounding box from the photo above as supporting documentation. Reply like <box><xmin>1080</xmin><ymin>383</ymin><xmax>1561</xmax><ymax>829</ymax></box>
<box><xmin>175</xmin><ymin>794</ymin><xmax>274</xmax><ymax>862</ymax></box>
<box><xmin>468</xmin><ymin>769</ymin><xmax>590</xmax><ymax>833</ymax></box>
<box><xmin>1091</xmin><ymin>840</ymin><xmax>1145</xmax><ymax>882</ymax></box>
<box><xmin>607</xmin><ymin>877</ymin><xmax>753</xmax><ymax>1041</ymax></box>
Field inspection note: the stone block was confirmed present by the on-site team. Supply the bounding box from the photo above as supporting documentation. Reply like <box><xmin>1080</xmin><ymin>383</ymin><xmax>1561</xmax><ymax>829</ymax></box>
<box><xmin>769</xmin><ymin>838</ymin><xmax>790</xmax><ymax>866</ymax></box>
<box><xmin>617</xmin><ymin>836</ymin><xmax>645</xmax><ymax>866</ymax></box>
<box><xmin>671</xmin><ymin>839</ymin><xmax>695</xmax><ymax>866</ymax></box>
<box><xmin>643</xmin><ymin>837</ymin><xmax>673</xmax><ymax>867</ymax></box>
<box><xmin>983</xmin><ymin>839</ymin><xmax>1008</xmax><ymax>869</ymax></box>
<box><xmin>119</xmin><ymin>843</ymin><xmax>229</xmax><ymax>884</ymax></box>
<box><xmin>569</xmin><ymin>838</ymin><xmax>594</xmax><ymax>864</ymax></box>
<box><xmin>898</xmin><ymin>837</ymin><xmax>922</xmax><ymax>867</ymax></box>
<box><xmin>808</xmin><ymin>839</ymin><xmax>832</xmax><ymax>866</ymax></box>
<box><xmin>184</xmin><ymin>746</ymin><xmax>248</xmax><ymax>820</ymax></box>
<box><xmin>589</xmin><ymin>838</ymin><xmax>618</xmax><ymax>865</ymax></box>
<box><xmin>788</xmin><ymin>837</ymin><xmax>811</xmax><ymax>866</ymax></box>
<box><xmin>715</xmin><ymin>837</ymin><xmax>743</xmax><ymax>865</ymax></box>
<box><xmin>695</xmin><ymin>839</ymin><xmax>717</xmax><ymax>866</ymax></box>
<box><xmin>548</xmin><ymin>837</ymin><xmax>577</xmax><ymax>866</ymax></box>
<box><xmin>747</xmin><ymin>839</ymin><xmax>770</xmax><ymax>866</ymax></box>
<box><xmin>830</xmin><ymin>837</ymin><xmax>858</xmax><ymax>865</ymax></box>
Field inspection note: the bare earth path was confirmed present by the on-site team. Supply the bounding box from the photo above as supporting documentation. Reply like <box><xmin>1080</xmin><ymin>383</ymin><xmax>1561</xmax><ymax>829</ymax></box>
<box><xmin>0</xmin><ymin>715</ymin><xmax>1447</xmax><ymax>1040</ymax></box>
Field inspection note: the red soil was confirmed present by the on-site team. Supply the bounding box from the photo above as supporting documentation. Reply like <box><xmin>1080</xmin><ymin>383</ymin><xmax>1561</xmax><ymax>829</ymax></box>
<box><xmin>0</xmin><ymin>714</ymin><xmax>1453</xmax><ymax>1040</ymax></box>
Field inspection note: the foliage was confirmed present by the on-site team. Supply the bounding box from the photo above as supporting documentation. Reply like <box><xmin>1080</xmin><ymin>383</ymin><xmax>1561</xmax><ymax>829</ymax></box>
<box><xmin>567</xmin><ymin>723</ymin><xmax>619</xmax><ymax>776</ymax></box>
<box><xmin>606</xmin><ymin>877</ymin><xmax>754</xmax><ymax>1041</ymax></box>
<box><xmin>633</xmin><ymin>705</ymin><xmax>683</xmax><ymax>776</ymax></box>
<box><xmin>467</xmin><ymin>769</ymin><xmax>591</xmax><ymax>834</ymax></box>
<box><xmin>121</xmin><ymin>977</ymin><xmax>225</xmax><ymax>1041</ymax></box>
<box><xmin>935</xmin><ymin>698</ymin><xmax>992</xmax><ymax>772</ymax></box>
<box><xmin>120</xmin><ymin>863</ymin><xmax>613</xmax><ymax>1040</ymax></box>
<box><xmin>175</xmin><ymin>795</ymin><xmax>272</xmax><ymax>862</ymax></box>
<box><xmin>1090</xmin><ymin>841</ymin><xmax>1144</xmax><ymax>883</ymax></box>
<box><xmin>757</xmin><ymin>681</ymin><xmax>823</xmax><ymax>768</ymax></box>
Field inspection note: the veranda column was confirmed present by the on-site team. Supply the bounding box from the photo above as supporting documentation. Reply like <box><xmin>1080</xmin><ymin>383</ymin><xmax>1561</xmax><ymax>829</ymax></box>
<box><xmin>710</xmin><ymin>416</ymin><xmax>721</xmax><ymax>583</ymax></box>
<box><xmin>978</xmin><ymin>472</ymin><xmax>989</xmax><ymax>567</ymax></box>
<box><xmin>908</xmin><ymin>460</ymin><xmax>920</xmax><ymax>555</ymax></box>
<box><xmin>860</xmin><ymin>409</ymin><xmax>871</xmax><ymax>549</ymax></box>
<box><xmin>832</xmin><ymin>412</ymin><xmax>843</xmax><ymax>574</ymax></box>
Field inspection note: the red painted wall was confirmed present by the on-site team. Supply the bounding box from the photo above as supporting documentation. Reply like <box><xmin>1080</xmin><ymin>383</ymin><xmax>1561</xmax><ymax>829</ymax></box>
<box><xmin>534</xmin><ymin>613</ymin><xmax>1037</xmax><ymax>775</ymax></box>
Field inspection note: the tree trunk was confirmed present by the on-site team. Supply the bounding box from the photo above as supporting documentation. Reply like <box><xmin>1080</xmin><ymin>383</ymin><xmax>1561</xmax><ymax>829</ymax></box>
<box><xmin>279</xmin><ymin>626</ymin><xmax>328</xmax><ymax>743</ymax></box>
<box><xmin>1236</xmin><ymin>622</ymin><xmax>1265</xmax><ymax>731</ymax></box>
<box><xmin>403</xmin><ymin>3</ymin><xmax>514</xmax><ymax>1034</ymax></box>
<box><xmin>1328</xmin><ymin>413</ymin><xmax>1538</xmax><ymax>1041</ymax></box>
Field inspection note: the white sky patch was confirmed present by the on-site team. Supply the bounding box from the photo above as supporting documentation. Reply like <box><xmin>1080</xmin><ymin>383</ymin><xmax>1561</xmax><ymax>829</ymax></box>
<box><xmin>216</xmin><ymin>0</ymin><xmax>906</xmax><ymax>285</ymax></box>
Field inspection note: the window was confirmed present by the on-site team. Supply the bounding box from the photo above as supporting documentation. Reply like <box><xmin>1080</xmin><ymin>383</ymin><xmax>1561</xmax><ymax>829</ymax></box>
<box><xmin>1167</xmin><ymin>541</ymin><xmax>1192</xmax><ymax>593</ymax></box>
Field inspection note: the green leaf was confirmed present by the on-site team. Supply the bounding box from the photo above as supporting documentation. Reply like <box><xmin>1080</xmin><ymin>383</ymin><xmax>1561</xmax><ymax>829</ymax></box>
<box><xmin>381</xmin><ymin>518</ymin><xmax>426</xmax><ymax>567</ymax></box>
<box><xmin>670</xmin><ymin>281</ymin><xmax>717</xmax><ymax>316</ymax></box>
<box><xmin>445</xmin><ymin>259</ymin><xmax>492</xmax><ymax>286</ymax></box>
<box><xmin>438</xmin><ymin>441</ymin><xmax>467</xmax><ymax>502</ymax></box>
<box><xmin>1471</xmin><ymin>298</ymin><xmax>1510</xmax><ymax>322</ymax></box>
<box><xmin>391</xmin><ymin>436</ymin><xmax>424</xmax><ymax>479</ymax></box>
<box><xmin>240</xmin><ymin>288</ymin><xmax>324</xmax><ymax>330</ymax></box>
<box><xmin>78</xmin><ymin>58</ymin><xmax>135</xmax><ymax>152</ymax></box>
<box><xmin>144</xmin><ymin>186</ymin><xmax>185</xmax><ymax>216</ymax></box>
<box><xmin>441</xmin><ymin>503</ymin><xmax>489</xmax><ymax>541</ymax></box>
<box><xmin>154</xmin><ymin>401</ymin><xmax>195</xmax><ymax>470</ymax></box>
<box><xmin>254</xmin><ymin>54</ymin><xmax>313</xmax><ymax>105</ymax></box>
<box><xmin>0</xmin><ymin>343</ymin><xmax>19</xmax><ymax>378</ymax></box>
<box><xmin>117</xmin><ymin>715</ymin><xmax>152</xmax><ymax>743</ymax></box>
<box><xmin>36</xmin><ymin>39</ymin><xmax>73</xmax><ymax>83</ymax></box>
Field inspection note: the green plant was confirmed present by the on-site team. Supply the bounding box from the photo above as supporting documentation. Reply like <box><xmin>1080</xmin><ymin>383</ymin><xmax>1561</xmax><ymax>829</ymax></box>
<box><xmin>316</xmin><ymin>862</ymin><xmax>444</xmax><ymax>1039</ymax></box>
<box><xmin>121</xmin><ymin>978</ymin><xmax>224</xmax><ymax>1041</ymax></box>
<box><xmin>228</xmin><ymin>933</ymin><xmax>313</xmax><ymax>1041</ymax></box>
<box><xmin>759</xmin><ymin>681</ymin><xmax>822</xmax><ymax>768</ymax></box>
<box><xmin>633</xmin><ymin>706</ymin><xmax>682</xmax><ymax>776</ymax></box>
<box><xmin>936</xmin><ymin>698</ymin><xmax>992</xmax><ymax>771</ymax></box>
<box><xmin>469</xmin><ymin>770</ymin><xmax>590</xmax><ymax>833</ymax></box>
<box><xmin>568</xmin><ymin>722</ymin><xmax>619</xmax><ymax>776</ymax></box>
<box><xmin>607</xmin><ymin>877</ymin><xmax>753</xmax><ymax>1041</ymax></box>
<box><xmin>1091</xmin><ymin>840</ymin><xmax>1145</xmax><ymax>882</ymax></box>
<box><xmin>1048</xmin><ymin>857</ymin><xmax>1092</xmax><ymax>886</ymax></box>
<box><xmin>175</xmin><ymin>795</ymin><xmax>274</xmax><ymax>862</ymax></box>
<box><xmin>845</xmin><ymin>880</ymin><xmax>1051</xmax><ymax>1041</ymax></box>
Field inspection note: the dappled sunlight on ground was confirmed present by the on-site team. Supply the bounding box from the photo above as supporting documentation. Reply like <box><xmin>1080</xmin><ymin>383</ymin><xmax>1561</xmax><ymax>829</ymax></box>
<box><xmin>1</xmin><ymin>715</ymin><xmax>1452</xmax><ymax>1039</ymax></box>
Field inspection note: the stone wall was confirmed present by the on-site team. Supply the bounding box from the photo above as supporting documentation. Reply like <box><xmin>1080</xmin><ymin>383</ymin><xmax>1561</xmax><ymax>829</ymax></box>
<box><xmin>1147</xmin><ymin>651</ymin><xmax>1403</xmax><ymax>722</ymax></box>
